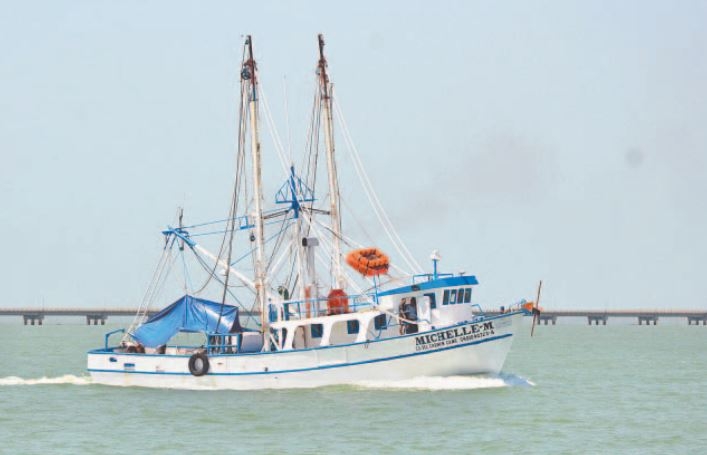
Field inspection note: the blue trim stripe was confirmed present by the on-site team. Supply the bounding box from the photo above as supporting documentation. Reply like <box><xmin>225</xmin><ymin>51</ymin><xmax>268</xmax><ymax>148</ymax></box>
<box><xmin>88</xmin><ymin>311</ymin><xmax>522</xmax><ymax>358</ymax></box>
<box><xmin>87</xmin><ymin>333</ymin><xmax>512</xmax><ymax>377</ymax></box>
<box><xmin>377</xmin><ymin>275</ymin><xmax>479</xmax><ymax>297</ymax></box>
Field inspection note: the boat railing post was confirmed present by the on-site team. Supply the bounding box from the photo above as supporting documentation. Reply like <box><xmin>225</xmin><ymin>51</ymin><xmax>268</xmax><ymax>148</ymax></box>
<box><xmin>104</xmin><ymin>328</ymin><xmax>125</xmax><ymax>350</ymax></box>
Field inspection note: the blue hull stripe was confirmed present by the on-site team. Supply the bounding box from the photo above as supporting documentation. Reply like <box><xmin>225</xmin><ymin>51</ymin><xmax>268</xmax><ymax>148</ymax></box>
<box><xmin>87</xmin><ymin>311</ymin><xmax>524</xmax><ymax>358</ymax></box>
<box><xmin>87</xmin><ymin>333</ymin><xmax>512</xmax><ymax>377</ymax></box>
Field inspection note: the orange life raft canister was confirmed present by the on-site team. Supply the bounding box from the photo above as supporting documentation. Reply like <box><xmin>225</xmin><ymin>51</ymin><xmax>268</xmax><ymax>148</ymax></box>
<box><xmin>345</xmin><ymin>247</ymin><xmax>390</xmax><ymax>276</ymax></box>
<box><xmin>327</xmin><ymin>288</ymin><xmax>349</xmax><ymax>315</ymax></box>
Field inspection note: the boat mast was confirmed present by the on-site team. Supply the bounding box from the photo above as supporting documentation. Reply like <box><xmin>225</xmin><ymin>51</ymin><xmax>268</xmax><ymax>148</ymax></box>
<box><xmin>242</xmin><ymin>36</ymin><xmax>269</xmax><ymax>340</ymax></box>
<box><xmin>317</xmin><ymin>34</ymin><xmax>344</xmax><ymax>289</ymax></box>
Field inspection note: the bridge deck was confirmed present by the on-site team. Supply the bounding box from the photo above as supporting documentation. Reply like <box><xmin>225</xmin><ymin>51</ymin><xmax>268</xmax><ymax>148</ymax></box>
<box><xmin>0</xmin><ymin>308</ymin><xmax>260</xmax><ymax>317</ymax></box>
<box><xmin>1</xmin><ymin>308</ymin><xmax>704</xmax><ymax>326</ymax></box>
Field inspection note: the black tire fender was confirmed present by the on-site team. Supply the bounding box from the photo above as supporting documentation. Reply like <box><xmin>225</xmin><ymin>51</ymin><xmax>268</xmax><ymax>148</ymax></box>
<box><xmin>188</xmin><ymin>352</ymin><xmax>210</xmax><ymax>376</ymax></box>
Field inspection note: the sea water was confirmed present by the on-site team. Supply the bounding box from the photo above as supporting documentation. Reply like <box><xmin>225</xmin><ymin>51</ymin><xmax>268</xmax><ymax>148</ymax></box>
<box><xmin>0</xmin><ymin>321</ymin><xmax>705</xmax><ymax>454</ymax></box>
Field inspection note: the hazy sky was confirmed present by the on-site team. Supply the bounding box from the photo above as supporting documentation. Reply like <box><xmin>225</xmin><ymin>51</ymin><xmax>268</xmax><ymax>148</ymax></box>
<box><xmin>1</xmin><ymin>0</ymin><xmax>706</xmax><ymax>310</ymax></box>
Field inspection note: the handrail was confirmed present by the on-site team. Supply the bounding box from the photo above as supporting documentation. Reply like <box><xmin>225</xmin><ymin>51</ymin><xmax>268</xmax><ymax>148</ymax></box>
<box><xmin>282</xmin><ymin>293</ymin><xmax>375</xmax><ymax>307</ymax></box>
<box><xmin>104</xmin><ymin>328</ymin><xmax>125</xmax><ymax>349</ymax></box>
<box><xmin>470</xmin><ymin>304</ymin><xmax>485</xmax><ymax>315</ymax></box>
<box><xmin>274</xmin><ymin>291</ymin><xmax>493</xmax><ymax>323</ymax></box>
<box><xmin>205</xmin><ymin>333</ymin><xmax>240</xmax><ymax>354</ymax></box>
<box><xmin>504</xmin><ymin>300</ymin><xmax>533</xmax><ymax>315</ymax></box>
<box><xmin>276</xmin><ymin>293</ymin><xmax>378</xmax><ymax>322</ymax></box>
<box><xmin>101</xmin><ymin>330</ymin><xmax>245</xmax><ymax>354</ymax></box>
<box><xmin>412</xmin><ymin>273</ymin><xmax>454</xmax><ymax>284</ymax></box>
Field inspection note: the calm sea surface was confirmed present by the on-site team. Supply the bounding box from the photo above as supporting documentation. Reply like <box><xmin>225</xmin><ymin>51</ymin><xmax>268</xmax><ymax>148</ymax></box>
<box><xmin>0</xmin><ymin>321</ymin><xmax>705</xmax><ymax>454</ymax></box>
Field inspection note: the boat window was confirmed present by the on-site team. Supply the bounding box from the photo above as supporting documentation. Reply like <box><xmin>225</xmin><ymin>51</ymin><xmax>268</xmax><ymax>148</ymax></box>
<box><xmin>347</xmin><ymin>320</ymin><xmax>359</xmax><ymax>334</ymax></box>
<box><xmin>443</xmin><ymin>290</ymin><xmax>450</xmax><ymax>305</ymax></box>
<box><xmin>464</xmin><ymin>288</ymin><xmax>472</xmax><ymax>303</ymax></box>
<box><xmin>374</xmin><ymin>314</ymin><xmax>387</xmax><ymax>330</ymax></box>
<box><xmin>450</xmin><ymin>289</ymin><xmax>457</xmax><ymax>304</ymax></box>
<box><xmin>424</xmin><ymin>292</ymin><xmax>436</xmax><ymax>309</ymax></box>
<box><xmin>311</xmin><ymin>324</ymin><xmax>323</xmax><ymax>338</ymax></box>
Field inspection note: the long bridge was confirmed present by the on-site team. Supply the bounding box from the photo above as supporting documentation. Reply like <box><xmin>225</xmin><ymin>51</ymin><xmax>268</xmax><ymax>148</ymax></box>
<box><xmin>521</xmin><ymin>309</ymin><xmax>707</xmax><ymax>326</ymax></box>
<box><xmin>0</xmin><ymin>308</ymin><xmax>260</xmax><ymax>325</ymax></box>
<box><xmin>1</xmin><ymin>307</ymin><xmax>706</xmax><ymax>326</ymax></box>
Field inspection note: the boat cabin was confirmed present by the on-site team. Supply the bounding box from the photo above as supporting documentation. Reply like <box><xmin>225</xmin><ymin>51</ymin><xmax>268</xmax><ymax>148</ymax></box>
<box><xmin>269</xmin><ymin>275</ymin><xmax>481</xmax><ymax>351</ymax></box>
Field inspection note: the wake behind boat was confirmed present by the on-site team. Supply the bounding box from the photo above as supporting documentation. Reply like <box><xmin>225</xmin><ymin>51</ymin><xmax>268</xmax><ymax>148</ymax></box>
<box><xmin>87</xmin><ymin>35</ymin><xmax>534</xmax><ymax>390</ymax></box>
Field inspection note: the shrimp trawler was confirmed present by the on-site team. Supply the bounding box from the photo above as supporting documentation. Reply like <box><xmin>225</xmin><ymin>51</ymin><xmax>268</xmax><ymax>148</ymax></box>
<box><xmin>87</xmin><ymin>35</ymin><xmax>533</xmax><ymax>389</ymax></box>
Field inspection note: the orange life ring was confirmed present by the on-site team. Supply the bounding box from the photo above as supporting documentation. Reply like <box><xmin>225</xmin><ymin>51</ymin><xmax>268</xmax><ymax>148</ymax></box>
<box><xmin>345</xmin><ymin>248</ymin><xmax>390</xmax><ymax>276</ymax></box>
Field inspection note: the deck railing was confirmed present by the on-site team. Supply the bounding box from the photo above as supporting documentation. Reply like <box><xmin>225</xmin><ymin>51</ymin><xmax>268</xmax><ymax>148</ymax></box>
<box><xmin>275</xmin><ymin>293</ymin><xmax>378</xmax><ymax>322</ymax></box>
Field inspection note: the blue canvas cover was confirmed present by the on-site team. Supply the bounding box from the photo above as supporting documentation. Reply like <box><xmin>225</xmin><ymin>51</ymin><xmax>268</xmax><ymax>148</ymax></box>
<box><xmin>132</xmin><ymin>295</ymin><xmax>241</xmax><ymax>348</ymax></box>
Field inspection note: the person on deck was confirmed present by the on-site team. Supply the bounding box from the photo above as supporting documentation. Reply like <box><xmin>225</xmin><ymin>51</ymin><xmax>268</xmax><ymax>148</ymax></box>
<box><xmin>398</xmin><ymin>297</ymin><xmax>419</xmax><ymax>335</ymax></box>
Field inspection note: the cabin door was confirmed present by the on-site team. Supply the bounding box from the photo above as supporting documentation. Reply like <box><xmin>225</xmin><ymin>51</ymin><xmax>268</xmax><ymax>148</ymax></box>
<box><xmin>416</xmin><ymin>294</ymin><xmax>432</xmax><ymax>331</ymax></box>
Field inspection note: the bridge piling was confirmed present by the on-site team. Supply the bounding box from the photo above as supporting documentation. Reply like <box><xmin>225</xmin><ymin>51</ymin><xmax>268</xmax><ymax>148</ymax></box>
<box><xmin>638</xmin><ymin>316</ymin><xmax>658</xmax><ymax>325</ymax></box>
<box><xmin>86</xmin><ymin>315</ymin><xmax>107</xmax><ymax>325</ymax></box>
<box><xmin>22</xmin><ymin>314</ymin><xmax>44</xmax><ymax>325</ymax></box>
<box><xmin>587</xmin><ymin>315</ymin><xmax>608</xmax><ymax>325</ymax></box>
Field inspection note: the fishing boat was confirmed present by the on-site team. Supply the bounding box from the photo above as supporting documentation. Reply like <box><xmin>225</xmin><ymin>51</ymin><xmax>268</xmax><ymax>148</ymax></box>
<box><xmin>87</xmin><ymin>35</ymin><xmax>534</xmax><ymax>389</ymax></box>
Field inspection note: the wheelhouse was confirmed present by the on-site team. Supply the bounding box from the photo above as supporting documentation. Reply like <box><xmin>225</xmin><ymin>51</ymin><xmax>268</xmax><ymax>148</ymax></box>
<box><xmin>266</xmin><ymin>275</ymin><xmax>486</xmax><ymax>352</ymax></box>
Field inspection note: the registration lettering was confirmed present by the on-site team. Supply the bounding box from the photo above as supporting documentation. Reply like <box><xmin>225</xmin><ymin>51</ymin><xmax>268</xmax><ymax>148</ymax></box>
<box><xmin>414</xmin><ymin>322</ymin><xmax>495</xmax><ymax>352</ymax></box>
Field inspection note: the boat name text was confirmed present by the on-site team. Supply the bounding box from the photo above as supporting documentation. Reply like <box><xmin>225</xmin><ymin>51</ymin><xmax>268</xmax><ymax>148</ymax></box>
<box><xmin>414</xmin><ymin>322</ymin><xmax>495</xmax><ymax>352</ymax></box>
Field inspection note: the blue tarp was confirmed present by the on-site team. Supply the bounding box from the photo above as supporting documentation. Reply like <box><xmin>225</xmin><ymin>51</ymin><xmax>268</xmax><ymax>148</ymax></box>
<box><xmin>132</xmin><ymin>295</ymin><xmax>242</xmax><ymax>348</ymax></box>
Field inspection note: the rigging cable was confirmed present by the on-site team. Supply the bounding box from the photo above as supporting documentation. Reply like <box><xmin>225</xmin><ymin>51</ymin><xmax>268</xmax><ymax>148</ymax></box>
<box><xmin>333</xmin><ymin>99</ymin><xmax>423</xmax><ymax>273</ymax></box>
<box><xmin>259</xmin><ymin>84</ymin><xmax>293</xmax><ymax>176</ymax></box>
<box><xmin>216</xmin><ymin>45</ymin><xmax>253</xmax><ymax>330</ymax></box>
<box><xmin>124</xmin><ymin>242</ymin><xmax>178</xmax><ymax>341</ymax></box>
<box><xmin>191</xmin><ymin>59</ymin><xmax>251</xmax><ymax>297</ymax></box>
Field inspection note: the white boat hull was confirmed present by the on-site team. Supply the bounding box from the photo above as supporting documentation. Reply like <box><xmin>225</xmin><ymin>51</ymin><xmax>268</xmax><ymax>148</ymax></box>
<box><xmin>87</xmin><ymin>313</ymin><xmax>522</xmax><ymax>390</ymax></box>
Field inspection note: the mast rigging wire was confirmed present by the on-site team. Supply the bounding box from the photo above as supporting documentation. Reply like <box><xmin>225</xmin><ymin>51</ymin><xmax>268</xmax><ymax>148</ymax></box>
<box><xmin>333</xmin><ymin>99</ymin><xmax>423</xmax><ymax>273</ymax></box>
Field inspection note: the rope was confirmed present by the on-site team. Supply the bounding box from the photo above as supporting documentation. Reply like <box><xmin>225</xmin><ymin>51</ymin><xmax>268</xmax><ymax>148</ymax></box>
<box><xmin>124</xmin><ymin>244</ymin><xmax>178</xmax><ymax>342</ymax></box>
<box><xmin>333</xmin><ymin>99</ymin><xmax>423</xmax><ymax>273</ymax></box>
<box><xmin>259</xmin><ymin>84</ymin><xmax>294</xmax><ymax>176</ymax></box>
<box><xmin>180</xmin><ymin>247</ymin><xmax>193</xmax><ymax>294</ymax></box>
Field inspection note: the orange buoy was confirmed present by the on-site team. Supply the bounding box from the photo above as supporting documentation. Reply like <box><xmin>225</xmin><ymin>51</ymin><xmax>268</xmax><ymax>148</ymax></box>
<box><xmin>345</xmin><ymin>248</ymin><xmax>390</xmax><ymax>276</ymax></box>
<box><xmin>327</xmin><ymin>289</ymin><xmax>349</xmax><ymax>315</ymax></box>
